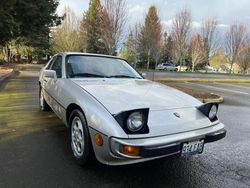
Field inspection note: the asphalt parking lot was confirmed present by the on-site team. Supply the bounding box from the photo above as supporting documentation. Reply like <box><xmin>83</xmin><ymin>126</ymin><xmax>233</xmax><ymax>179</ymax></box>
<box><xmin>0</xmin><ymin>65</ymin><xmax>250</xmax><ymax>188</ymax></box>
<box><xmin>146</xmin><ymin>71</ymin><xmax>250</xmax><ymax>80</ymax></box>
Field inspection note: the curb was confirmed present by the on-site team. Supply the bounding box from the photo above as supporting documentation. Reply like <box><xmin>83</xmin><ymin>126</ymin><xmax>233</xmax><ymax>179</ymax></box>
<box><xmin>199</xmin><ymin>96</ymin><xmax>224</xmax><ymax>104</ymax></box>
<box><xmin>0</xmin><ymin>69</ymin><xmax>15</xmax><ymax>83</ymax></box>
<box><xmin>154</xmin><ymin>78</ymin><xmax>250</xmax><ymax>83</ymax></box>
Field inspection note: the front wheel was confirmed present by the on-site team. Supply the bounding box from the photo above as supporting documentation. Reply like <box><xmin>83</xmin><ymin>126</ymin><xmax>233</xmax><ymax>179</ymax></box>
<box><xmin>39</xmin><ymin>87</ymin><xmax>51</xmax><ymax>111</ymax></box>
<box><xmin>69</xmin><ymin>109</ymin><xmax>94</xmax><ymax>165</ymax></box>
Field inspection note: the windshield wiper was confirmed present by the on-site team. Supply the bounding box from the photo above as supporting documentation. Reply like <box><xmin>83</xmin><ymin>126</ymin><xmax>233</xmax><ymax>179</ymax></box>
<box><xmin>70</xmin><ymin>73</ymin><xmax>106</xmax><ymax>78</ymax></box>
<box><xmin>108</xmin><ymin>75</ymin><xmax>142</xmax><ymax>79</ymax></box>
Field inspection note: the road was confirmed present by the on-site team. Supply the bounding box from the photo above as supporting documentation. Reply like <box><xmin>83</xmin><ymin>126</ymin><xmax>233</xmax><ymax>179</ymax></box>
<box><xmin>0</xmin><ymin>65</ymin><xmax>250</xmax><ymax>188</ymax></box>
<box><xmin>145</xmin><ymin>71</ymin><xmax>250</xmax><ymax>80</ymax></box>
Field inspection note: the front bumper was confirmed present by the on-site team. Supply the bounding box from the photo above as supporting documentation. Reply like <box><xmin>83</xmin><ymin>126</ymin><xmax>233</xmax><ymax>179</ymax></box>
<box><xmin>140</xmin><ymin>129</ymin><xmax>226</xmax><ymax>158</ymax></box>
<box><xmin>89</xmin><ymin>123</ymin><xmax>226</xmax><ymax>166</ymax></box>
<box><xmin>204</xmin><ymin>129</ymin><xmax>226</xmax><ymax>143</ymax></box>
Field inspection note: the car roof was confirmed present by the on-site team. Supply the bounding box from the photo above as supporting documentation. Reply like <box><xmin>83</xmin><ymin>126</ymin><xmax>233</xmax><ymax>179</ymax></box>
<box><xmin>57</xmin><ymin>52</ymin><xmax>124</xmax><ymax>60</ymax></box>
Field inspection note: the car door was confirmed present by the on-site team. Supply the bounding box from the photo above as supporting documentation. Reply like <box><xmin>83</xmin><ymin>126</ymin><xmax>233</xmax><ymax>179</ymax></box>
<box><xmin>169</xmin><ymin>64</ymin><xmax>175</xmax><ymax>71</ymax></box>
<box><xmin>162</xmin><ymin>63</ymin><xmax>167</xmax><ymax>70</ymax></box>
<box><xmin>45</xmin><ymin>55</ymin><xmax>65</xmax><ymax>118</ymax></box>
<box><xmin>41</xmin><ymin>56</ymin><xmax>57</xmax><ymax>103</ymax></box>
<box><xmin>165</xmin><ymin>63</ymin><xmax>170</xmax><ymax>70</ymax></box>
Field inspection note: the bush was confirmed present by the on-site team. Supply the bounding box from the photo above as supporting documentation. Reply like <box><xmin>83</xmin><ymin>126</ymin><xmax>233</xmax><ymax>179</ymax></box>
<box><xmin>0</xmin><ymin>52</ymin><xmax>4</xmax><ymax>64</ymax></box>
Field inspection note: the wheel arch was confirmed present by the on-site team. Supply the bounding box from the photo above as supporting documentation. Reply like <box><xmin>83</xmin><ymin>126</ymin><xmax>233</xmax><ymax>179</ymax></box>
<box><xmin>66</xmin><ymin>103</ymin><xmax>86</xmax><ymax>126</ymax></box>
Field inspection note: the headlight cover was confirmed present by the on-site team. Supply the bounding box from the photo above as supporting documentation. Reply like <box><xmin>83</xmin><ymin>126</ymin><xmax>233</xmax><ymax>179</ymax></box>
<box><xmin>197</xmin><ymin>103</ymin><xmax>219</xmax><ymax>122</ymax></box>
<box><xmin>127</xmin><ymin>112</ymin><xmax>145</xmax><ymax>132</ymax></box>
<box><xmin>209</xmin><ymin>104</ymin><xmax>218</xmax><ymax>120</ymax></box>
<box><xmin>114</xmin><ymin>108</ymin><xmax>149</xmax><ymax>134</ymax></box>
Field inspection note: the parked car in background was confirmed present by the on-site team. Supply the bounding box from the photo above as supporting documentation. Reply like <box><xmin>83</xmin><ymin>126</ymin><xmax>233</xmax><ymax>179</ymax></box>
<box><xmin>39</xmin><ymin>52</ymin><xmax>226</xmax><ymax>166</ymax></box>
<box><xmin>218</xmin><ymin>65</ymin><xmax>230</xmax><ymax>73</ymax></box>
<box><xmin>204</xmin><ymin>65</ymin><xmax>217</xmax><ymax>72</ymax></box>
<box><xmin>157</xmin><ymin>63</ymin><xmax>178</xmax><ymax>71</ymax></box>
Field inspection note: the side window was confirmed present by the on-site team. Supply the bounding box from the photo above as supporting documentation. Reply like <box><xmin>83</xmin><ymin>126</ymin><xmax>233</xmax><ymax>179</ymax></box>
<box><xmin>46</xmin><ymin>56</ymin><xmax>56</xmax><ymax>70</ymax></box>
<box><xmin>50</xmin><ymin>56</ymin><xmax>62</xmax><ymax>78</ymax></box>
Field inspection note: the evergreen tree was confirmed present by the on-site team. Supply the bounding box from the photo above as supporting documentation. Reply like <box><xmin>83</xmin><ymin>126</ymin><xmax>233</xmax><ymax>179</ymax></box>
<box><xmin>81</xmin><ymin>0</ymin><xmax>104</xmax><ymax>53</ymax></box>
<box><xmin>0</xmin><ymin>0</ymin><xmax>61</xmax><ymax>62</ymax></box>
<box><xmin>138</xmin><ymin>6</ymin><xmax>162</xmax><ymax>69</ymax></box>
<box><xmin>161</xmin><ymin>32</ymin><xmax>173</xmax><ymax>64</ymax></box>
<box><xmin>119</xmin><ymin>32</ymin><xmax>136</xmax><ymax>66</ymax></box>
<box><xmin>1</xmin><ymin>0</ymin><xmax>60</xmax><ymax>46</ymax></box>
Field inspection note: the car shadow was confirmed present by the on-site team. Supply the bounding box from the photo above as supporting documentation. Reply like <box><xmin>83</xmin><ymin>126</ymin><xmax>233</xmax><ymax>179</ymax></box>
<box><xmin>42</xmin><ymin>118</ymin><xmax>206</xmax><ymax>188</ymax></box>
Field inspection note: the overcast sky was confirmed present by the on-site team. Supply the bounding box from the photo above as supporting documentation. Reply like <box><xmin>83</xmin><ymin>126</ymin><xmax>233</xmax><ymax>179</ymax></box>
<box><xmin>57</xmin><ymin>0</ymin><xmax>250</xmax><ymax>30</ymax></box>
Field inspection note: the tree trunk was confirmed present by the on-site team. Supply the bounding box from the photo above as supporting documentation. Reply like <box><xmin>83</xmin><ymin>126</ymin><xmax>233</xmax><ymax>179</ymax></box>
<box><xmin>229</xmin><ymin>61</ymin><xmax>234</xmax><ymax>74</ymax></box>
<box><xmin>27</xmin><ymin>54</ymin><xmax>32</xmax><ymax>63</ymax></box>
<box><xmin>134</xmin><ymin>55</ymin><xmax>137</xmax><ymax>68</ymax></box>
<box><xmin>179</xmin><ymin>56</ymin><xmax>183</xmax><ymax>72</ymax></box>
<box><xmin>14</xmin><ymin>54</ymin><xmax>21</xmax><ymax>63</ymax></box>
<box><xmin>147</xmin><ymin>49</ymin><xmax>150</xmax><ymax>69</ymax></box>
<box><xmin>3</xmin><ymin>46</ymin><xmax>10</xmax><ymax>63</ymax></box>
<box><xmin>154</xmin><ymin>55</ymin><xmax>160</xmax><ymax>70</ymax></box>
<box><xmin>147</xmin><ymin>56</ymin><xmax>150</xmax><ymax>69</ymax></box>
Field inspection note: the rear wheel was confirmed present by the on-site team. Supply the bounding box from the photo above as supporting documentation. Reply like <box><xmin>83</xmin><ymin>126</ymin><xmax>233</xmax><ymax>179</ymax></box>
<box><xmin>39</xmin><ymin>87</ymin><xmax>51</xmax><ymax>111</ymax></box>
<box><xmin>69</xmin><ymin>109</ymin><xmax>94</xmax><ymax>165</ymax></box>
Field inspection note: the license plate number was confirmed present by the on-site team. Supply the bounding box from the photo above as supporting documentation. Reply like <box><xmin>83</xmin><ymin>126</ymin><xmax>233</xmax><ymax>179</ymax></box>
<box><xmin>181</xmin><ymin>140</ymin><xmax>204</xmax><ymax>157</ymax></box>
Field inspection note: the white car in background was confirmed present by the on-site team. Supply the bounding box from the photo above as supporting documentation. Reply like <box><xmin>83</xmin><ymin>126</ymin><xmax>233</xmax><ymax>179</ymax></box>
<box><xmin>39</xmin><ymin>52</ymin><xmax>226</xmax><ymax>166</ymax></box>
<box><xmin>157</xmin><ymin>63</ymin><xmax>178</xmax><ymax>71</ymax></box>
<box><xmin>204</xmin><ymin>65</ymin><xmax>217</xmax><ymax>72</ymax></box>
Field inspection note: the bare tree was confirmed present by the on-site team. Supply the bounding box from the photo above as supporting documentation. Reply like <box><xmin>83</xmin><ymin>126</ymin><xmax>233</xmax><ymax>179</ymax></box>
<box><xmin>52</xmin><ymin>6</ymin><xmax>82</xmax><ymax>53</ymax></box>
<box><xmin>172</xmin><ymin>8</ymin><xmax>192</xmax><ymax>71</ymax></box>
<box><xmin>201</xmin><ymin>17</ymin><xmax>218</xmax><ymax>66</ymax></box>
<box><xmin>225</xmin><ymin>22</ymin><xmax>247</xmax><ymax>74</ymax></box>
<box><xmin>130</xmin><ymin>23</ymin><xmax>141</xmax><ymax>68</ymax></box>
<box><xmin>190</xmin><ymin>33</ymin><xmax>205</xmax><ymax>72</ymax></box>
<box><xmin>100</xmin><ymin>0</ymin><xmax>127</xmax><ymax>55</ymax></box>
<box><xmin>238</xmin><ymin>36</ymin><xmax>250</xmax><ymax>73</ymax></box>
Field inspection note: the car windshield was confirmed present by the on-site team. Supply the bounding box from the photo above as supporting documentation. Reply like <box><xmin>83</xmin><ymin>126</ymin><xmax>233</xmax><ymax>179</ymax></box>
<box><xmin>66</xmin><ymin>55</ymin><xmax>142</xmax><ymax>79</ymax></box>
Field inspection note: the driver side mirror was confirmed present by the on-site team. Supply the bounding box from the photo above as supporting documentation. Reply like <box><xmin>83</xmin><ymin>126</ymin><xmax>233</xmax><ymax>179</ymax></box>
<box><xmin>44</xmin><ymin>70</ymin><xmax>57</xmax><ymax>80</ymax></box>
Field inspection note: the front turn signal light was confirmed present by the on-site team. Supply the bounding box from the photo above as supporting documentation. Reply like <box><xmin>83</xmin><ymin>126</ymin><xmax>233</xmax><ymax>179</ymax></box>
<box><xmin>121</xmin><ymin>145</ymin><xmax>140</xmax><ymax>156</ymax></box>
<box><xmin>95</xmin><ymin>134</ymin><xmax>103</xmax><ymax>146</ymax></box>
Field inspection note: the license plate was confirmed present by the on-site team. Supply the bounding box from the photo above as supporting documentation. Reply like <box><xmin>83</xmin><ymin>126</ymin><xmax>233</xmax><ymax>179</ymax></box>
<box><xmin>181</xmin><ymin>140</ymin><xmax>204</xmax><ymax>157</ymax></box>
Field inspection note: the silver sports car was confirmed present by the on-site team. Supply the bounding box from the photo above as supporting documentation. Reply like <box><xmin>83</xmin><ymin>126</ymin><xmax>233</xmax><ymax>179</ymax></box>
<box><xmin>39</xmin><ymin>52</ymin><xmax>226</xmax><ymax>166</ymax></box>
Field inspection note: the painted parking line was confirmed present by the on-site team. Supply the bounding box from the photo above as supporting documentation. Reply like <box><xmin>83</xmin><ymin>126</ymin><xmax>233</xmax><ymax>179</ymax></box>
<box><xmin>215</xmin><ymin>83</ymin><xmax>250</xmax><ymax>90</ymax></box>
<box><xmin>186</xmin><ymin>82</ymin><xmax>250</xmax><ymax>95</ymax></box>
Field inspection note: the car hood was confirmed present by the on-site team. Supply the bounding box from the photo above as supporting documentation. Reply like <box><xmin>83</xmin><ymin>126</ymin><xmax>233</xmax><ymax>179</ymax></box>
<box><xmin>72</xmin><ymin>79</ymin><xmax>201</xmax><ymax>114</ymax></box>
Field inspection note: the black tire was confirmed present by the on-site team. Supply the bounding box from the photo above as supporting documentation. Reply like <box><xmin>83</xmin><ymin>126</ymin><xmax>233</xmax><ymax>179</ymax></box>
<box><xmin>39</xmin><ymin>87</ymin><xmax>51</xmax><ymax>111</ymax></box>
<box><xmin>68</xmin><ymin>109</ymin><xmax>94</xmax><ymax>165</ymax></box>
